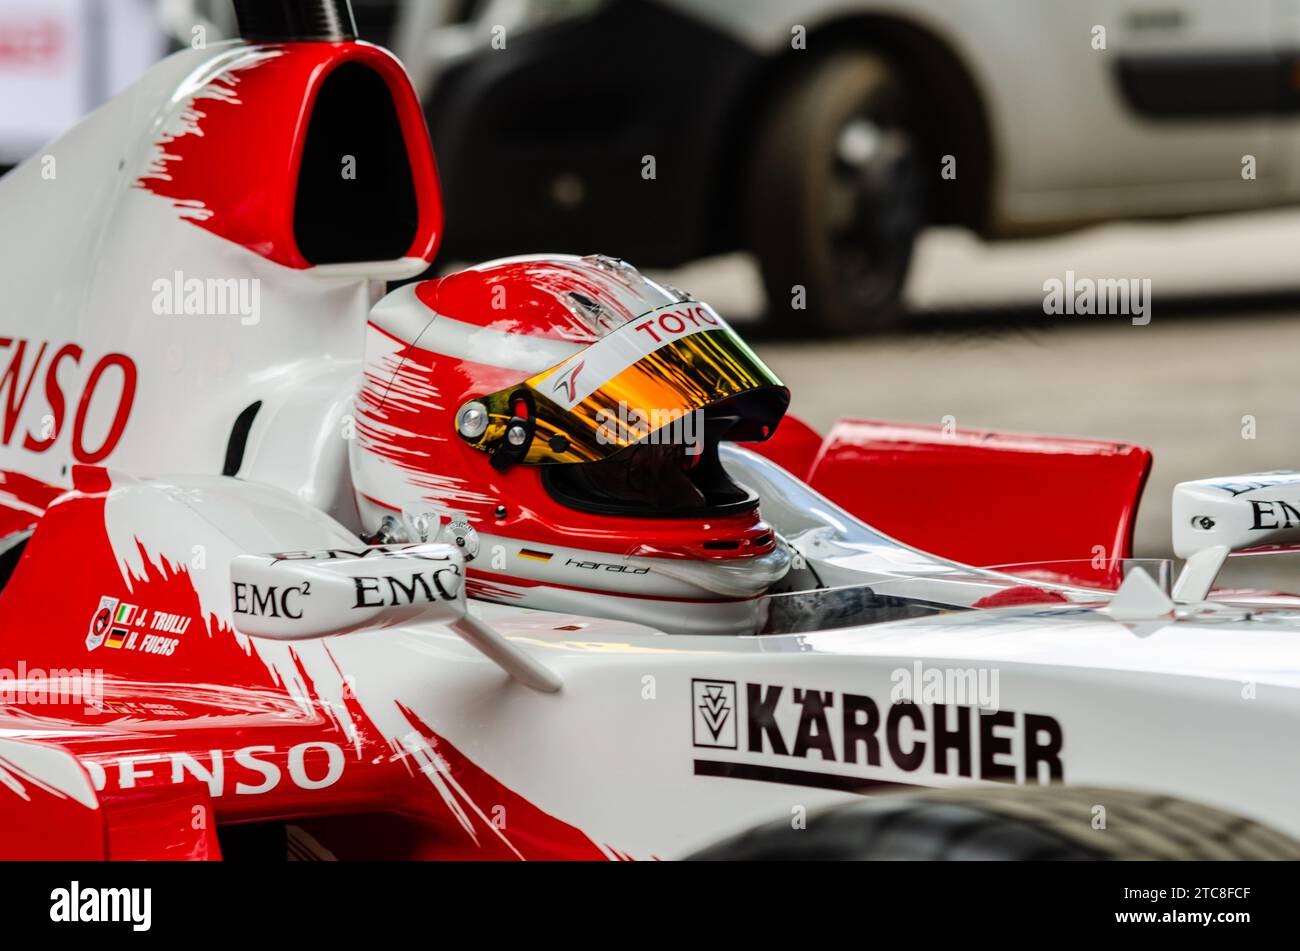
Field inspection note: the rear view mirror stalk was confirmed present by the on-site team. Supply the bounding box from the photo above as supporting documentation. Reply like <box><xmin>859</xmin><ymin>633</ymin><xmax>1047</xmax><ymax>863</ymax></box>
<box><xmin>1171</xmin><ymin>473</ymin><xmax>1300</xmax><ymax>601</ymax></box>
<box><xmin>229</xmin><ymin>544</ymin><xmax>561</xmax><ymax>692</ymax></box>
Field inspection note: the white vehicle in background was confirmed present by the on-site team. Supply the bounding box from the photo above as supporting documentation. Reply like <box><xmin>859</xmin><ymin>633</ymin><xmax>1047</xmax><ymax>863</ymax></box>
<box><xmin>166</xmin><ymin>0</ymin><xmax>1300</xmax><ymax>333</ymax></box>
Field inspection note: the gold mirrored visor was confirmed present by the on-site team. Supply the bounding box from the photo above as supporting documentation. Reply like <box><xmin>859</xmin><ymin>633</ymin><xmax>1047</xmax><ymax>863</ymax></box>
<box><xmin>456</xmin><ymin>302</ymin><xmax>789</xmax><ymax>467</ymax></box>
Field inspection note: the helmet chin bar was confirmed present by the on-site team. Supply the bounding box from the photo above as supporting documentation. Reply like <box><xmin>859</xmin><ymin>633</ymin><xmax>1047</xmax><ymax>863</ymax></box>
<box><xmin>540</xmin><ymin>415</ymin><xmax>758</xmax><ymax>520</ymax></box>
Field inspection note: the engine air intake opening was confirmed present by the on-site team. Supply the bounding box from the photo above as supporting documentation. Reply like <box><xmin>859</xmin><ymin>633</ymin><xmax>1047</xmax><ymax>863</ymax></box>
<box><xmin>294</xmin><ymin>62</ymin><xmax>419</xmax><ymax>265</ymax></box>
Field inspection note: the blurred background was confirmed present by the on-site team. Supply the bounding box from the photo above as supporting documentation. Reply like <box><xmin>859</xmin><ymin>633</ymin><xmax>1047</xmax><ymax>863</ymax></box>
<box><xmin>5</xmin><ymin>0</ymin><xmax>1300</xmax><ymax>582</ymax></box>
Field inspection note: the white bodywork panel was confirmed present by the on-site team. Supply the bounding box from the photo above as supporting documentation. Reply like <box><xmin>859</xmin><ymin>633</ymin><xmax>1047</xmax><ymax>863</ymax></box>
<box><xmin>97</xmin><ymin>459</ymin><xmax>1300</xmax><ymax>858</ymax></box>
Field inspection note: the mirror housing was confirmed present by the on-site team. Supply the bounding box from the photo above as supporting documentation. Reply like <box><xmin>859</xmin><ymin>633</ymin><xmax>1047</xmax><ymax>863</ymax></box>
<box><xmin>1171</xmin><ymin>472</ymin><xmax>1300</xmax><ymax>600</ymax></box>
<box><xmin>230</xmin><ymin>544</ymin><xmax>466</xmax><ymax>640</ymax></box>
<box><xmin>229</xmin><ymin>544</ymin><xmax>562</xmax><ymax>692</ymax></box>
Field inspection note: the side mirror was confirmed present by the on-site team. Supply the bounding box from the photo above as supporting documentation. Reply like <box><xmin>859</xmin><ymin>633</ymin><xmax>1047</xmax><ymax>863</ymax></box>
<box><xmin>230</xmin><ymin>544</ymin><xmax>466</xmax><ymax>640</ymax></box>
<box><xmin>1171</xmin><ymin>472</ymin><xmax>1300</xmax><ymax>600</ymax></box>
<box><xmin>228</xmin><ymin>544</ymin><xmax>561</xmax><ymax>692</ymax></box>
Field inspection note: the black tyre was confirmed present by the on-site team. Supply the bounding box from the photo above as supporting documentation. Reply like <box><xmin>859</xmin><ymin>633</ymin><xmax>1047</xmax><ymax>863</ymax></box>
<box><xmin>745</xmin><ymin>50</ymin><xmax>924</xmax><ymax>336</ymax></box>
<box><xmin>690</xmin><ymin>786</ymin><xmax>1300</xmax><ymax>860</ymax></box>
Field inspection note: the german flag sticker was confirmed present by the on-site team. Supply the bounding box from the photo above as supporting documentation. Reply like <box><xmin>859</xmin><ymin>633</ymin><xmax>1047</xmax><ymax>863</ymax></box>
<box><xmin>517</xmin><ymin>549</ymin><xmax>553</xmax><ymax>562</ymax></box>
<box><xmin>105</xmin><ymin>627</ymin><xmax>128</xmax><ymax>649</ymax></box>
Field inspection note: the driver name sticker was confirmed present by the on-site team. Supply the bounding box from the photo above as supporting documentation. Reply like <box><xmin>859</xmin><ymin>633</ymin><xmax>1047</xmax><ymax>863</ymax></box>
<box><xmin>85</xmin><ymin>595</ymin><xmax>190</xmax><ymax>656</ymax></box>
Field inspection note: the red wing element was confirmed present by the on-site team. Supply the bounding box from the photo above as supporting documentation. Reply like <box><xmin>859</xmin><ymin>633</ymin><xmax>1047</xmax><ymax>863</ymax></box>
<box><xmin>799</xmin><ymin>419</ymin><xmax>1152</xmax><ymax>586</ymax></box>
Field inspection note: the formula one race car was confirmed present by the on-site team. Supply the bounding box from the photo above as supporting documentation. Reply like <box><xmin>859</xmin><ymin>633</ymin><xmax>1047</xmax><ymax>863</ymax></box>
<box><xmin>1</xmin><ymin>0</ymin><xmax>1299</xmax><ymax>862</ymax></box>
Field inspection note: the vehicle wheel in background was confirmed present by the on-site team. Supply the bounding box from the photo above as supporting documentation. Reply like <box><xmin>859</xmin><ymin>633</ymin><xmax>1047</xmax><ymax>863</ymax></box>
<box><xmin>689</xmin><ymin>785</ymin><xmax>1300</xmax><ymax>860</ymax></box>
<box><xmin>745</xmin><ymin>51</ymin><xmax>924</xmax><ymax>336</ymax></box>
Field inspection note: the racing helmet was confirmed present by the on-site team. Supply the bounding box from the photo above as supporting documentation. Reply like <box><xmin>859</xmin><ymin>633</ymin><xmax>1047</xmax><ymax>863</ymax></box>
<box><xmin>350</xmin><ymin>254</ymin><xmax>792</xmax><ymax>634</ymax></box>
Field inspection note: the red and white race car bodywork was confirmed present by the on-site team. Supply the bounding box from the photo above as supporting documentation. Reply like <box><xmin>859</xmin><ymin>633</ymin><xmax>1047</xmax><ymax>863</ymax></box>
<box><xmin>1</xmin><ymin>17</ymin><xmax>1298</xmax><ymax>861</ymax></box>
